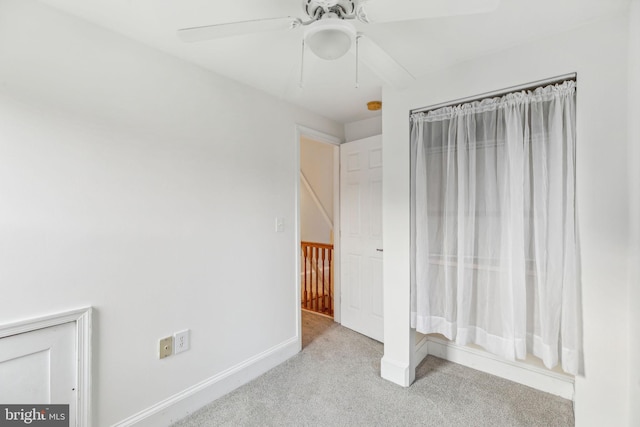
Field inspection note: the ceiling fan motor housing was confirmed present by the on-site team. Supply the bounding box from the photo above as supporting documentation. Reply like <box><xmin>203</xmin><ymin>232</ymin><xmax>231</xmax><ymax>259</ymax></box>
<box><xmin>304</xmin><ymin>0</ymin><xmax>356</xmax><ymax>20</ymax></box>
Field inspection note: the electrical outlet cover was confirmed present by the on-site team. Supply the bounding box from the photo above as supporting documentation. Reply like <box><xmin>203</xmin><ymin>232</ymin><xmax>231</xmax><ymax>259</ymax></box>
<box><xmin>174</xmin><ymin>329</ymin><xmax>190</xmax><ymax>354</ymax></box>
<box><xmin>159</xmin><ymin>336</ymin><xmax>173</xmax><ymax>359</ymax></box>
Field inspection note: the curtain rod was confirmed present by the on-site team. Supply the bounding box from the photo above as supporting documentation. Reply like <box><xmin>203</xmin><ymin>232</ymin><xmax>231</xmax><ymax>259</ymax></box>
<box><xmin>410</xmin><ymin>72</ymin><xmax>577</xmax><ymax>115</ymax></box>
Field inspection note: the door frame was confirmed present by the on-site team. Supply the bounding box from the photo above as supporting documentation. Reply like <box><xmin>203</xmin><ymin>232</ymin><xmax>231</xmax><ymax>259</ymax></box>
<box><xmin>0</xmin><ymin>307</ymin><xmax>92</xmax><ymax>426</ymax></box>
<box><xmin>295</xmin><ymin>125</ymin><xmax>342</xmax><ymax>343</ymax></box>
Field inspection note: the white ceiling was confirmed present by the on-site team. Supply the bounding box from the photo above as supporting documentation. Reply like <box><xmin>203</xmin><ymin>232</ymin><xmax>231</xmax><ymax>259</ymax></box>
<box><xmin>39</xmin><ymin>0</ymin><xmax>629</xmax><ymax>124</ymax></box>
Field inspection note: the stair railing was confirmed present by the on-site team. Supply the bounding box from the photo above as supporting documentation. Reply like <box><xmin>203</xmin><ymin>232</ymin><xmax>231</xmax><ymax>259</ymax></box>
<box><xmin>301</xmin><ymin>241</ymin><xmax>333</xmax><ymax>317</ymax></box>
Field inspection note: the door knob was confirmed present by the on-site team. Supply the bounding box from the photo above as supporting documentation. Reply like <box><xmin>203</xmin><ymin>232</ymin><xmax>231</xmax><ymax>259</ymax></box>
<box><xmin>376</xmin><ymin>249</ymin><xmax>383</xmax><ymax>252</ymax></box>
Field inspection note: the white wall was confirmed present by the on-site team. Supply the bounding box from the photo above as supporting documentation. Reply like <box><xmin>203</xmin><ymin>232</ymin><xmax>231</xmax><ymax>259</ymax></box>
<box><xmin>300</xmin><ymin>136</ymin><xmax>334</xmax><ymax>244</ymax></box>
<box><xmin>628</xmin><ymin>1</ymin><xmax>640</xmax><ymax>425</ymax></box>
<box><xmin>300</xmin><ymin>183</ymin><xmax>332</xmax><ymax>243</ymax></box>
<box><xmin>382</xmin><ymin>11</ymin><xmax>634</xmax><ymax>427</ymax></box>
<box><xmin>0</xmin><ymin>0</ymin><xmax>343</xmax><ymax>425</ymax></box>
<box><xmin>344</xmin><ymin>116</ymin><xmax>382</xmax><ymax>142</ymax></box>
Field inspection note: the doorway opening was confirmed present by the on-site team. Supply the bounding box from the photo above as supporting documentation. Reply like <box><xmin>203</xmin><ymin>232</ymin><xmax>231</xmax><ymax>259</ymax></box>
<box><xmin>296</xmin><ymin>126</ymin><xmax>341</xmax><ymax>327</ymax></box>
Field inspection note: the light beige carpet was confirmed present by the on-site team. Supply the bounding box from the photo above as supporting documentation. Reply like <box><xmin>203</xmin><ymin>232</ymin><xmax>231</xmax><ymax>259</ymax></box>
<box><xmin>173</xmin><ymin>311</ymin><xmax>574</xmax><ymax>426</ymax></box>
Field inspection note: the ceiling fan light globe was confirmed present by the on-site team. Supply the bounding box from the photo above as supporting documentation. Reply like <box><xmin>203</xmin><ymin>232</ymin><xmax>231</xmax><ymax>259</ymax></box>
<box><xmin>304</xmin><ymin>18</ymin><xmax>356</xmax><ymax>61</ymax></box>
<box><xmin>307</xmin><ymin>30</ymin><xmax>351</xmax><ymax>60</ymax></box>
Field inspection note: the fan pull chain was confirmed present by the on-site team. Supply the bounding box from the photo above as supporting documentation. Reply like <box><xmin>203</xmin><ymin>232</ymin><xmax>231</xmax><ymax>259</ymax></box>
<box><xmin>299</xmin><ymin>39</ymin><xmax>306</xmax><ymax>88</ymax></box>
<box><xmin>355</xmin><ymin>35</ymin><xmax>361</xmax><ymax>89</ymax></box>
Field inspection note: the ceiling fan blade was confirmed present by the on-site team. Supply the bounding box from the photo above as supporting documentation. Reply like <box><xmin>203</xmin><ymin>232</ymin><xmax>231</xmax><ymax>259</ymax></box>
<box><xmin>178</xmin><ymin>17</ymin><xmax>298</xmax><ymax>42</ymax></box>
<box><xmin>358</xmin><ymin>0</ymin><xmax>501</xmax><ymax>23</ymax></box>
<box><xmin>357</xmin><ymin>35</ymin><xmax>414</xmax><ymax>90</ymax></box>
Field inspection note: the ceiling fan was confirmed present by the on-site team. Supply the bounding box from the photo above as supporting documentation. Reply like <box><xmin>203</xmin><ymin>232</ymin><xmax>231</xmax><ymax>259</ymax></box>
<box><xmin>177</xmin><ymin>0</ymin><xmax>500</xmax><ymax>89</ymax></box>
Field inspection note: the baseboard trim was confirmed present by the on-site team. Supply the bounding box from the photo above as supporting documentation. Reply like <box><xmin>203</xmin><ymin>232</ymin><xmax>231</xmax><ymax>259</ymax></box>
<box><xmin>416</xmin><ymin>336</ymin><xmax>574</xmax><ymax>400</ymax></box>
<box><xmin>301</xmin><ymin>308</ymin><xmax>333</xmax><ymax>320</ymax></box>
<box><xmin>114</xmin><ymin>336</ymin><xmax>300</xmax><ymax>427</ymax></box>
<box><xmin>415</xmin><ymin>335</ymin><xmax>430</xmax><ymax>366</ymax></box>
<box><xmin>381</xmin><ymin>356</ymin><xmax>411</xmax><ymax>387</ymax></box>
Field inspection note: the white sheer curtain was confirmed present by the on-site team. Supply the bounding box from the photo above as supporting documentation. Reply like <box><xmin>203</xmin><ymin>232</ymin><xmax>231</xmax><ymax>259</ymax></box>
<box><xmin>410</xmin><ymin>80</ymin><xmax>581</xmax><ymax>375</ymax></box>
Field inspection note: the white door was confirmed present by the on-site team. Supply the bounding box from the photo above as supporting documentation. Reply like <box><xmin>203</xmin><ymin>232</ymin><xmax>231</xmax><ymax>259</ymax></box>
<box><xmin>340</xmin><ymin>135</ymin><xmax>383</xmax><ymax>342</ymax></box>
<box><xmin>0</xmin><ymin>322</ymin><xmax>77</xmax><ymax>425</ymax></box>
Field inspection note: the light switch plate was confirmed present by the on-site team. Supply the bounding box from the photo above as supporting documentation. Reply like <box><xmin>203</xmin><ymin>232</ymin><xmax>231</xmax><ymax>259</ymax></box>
<box><xmin>275</xmin><ymin>217</ymin><xmax>285</xmax><ymax>233</ymax></box>
<box><xmin>159</xmin><ymin>336</ymin><xmax>173</xmax><ymax>359</ymax></box>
